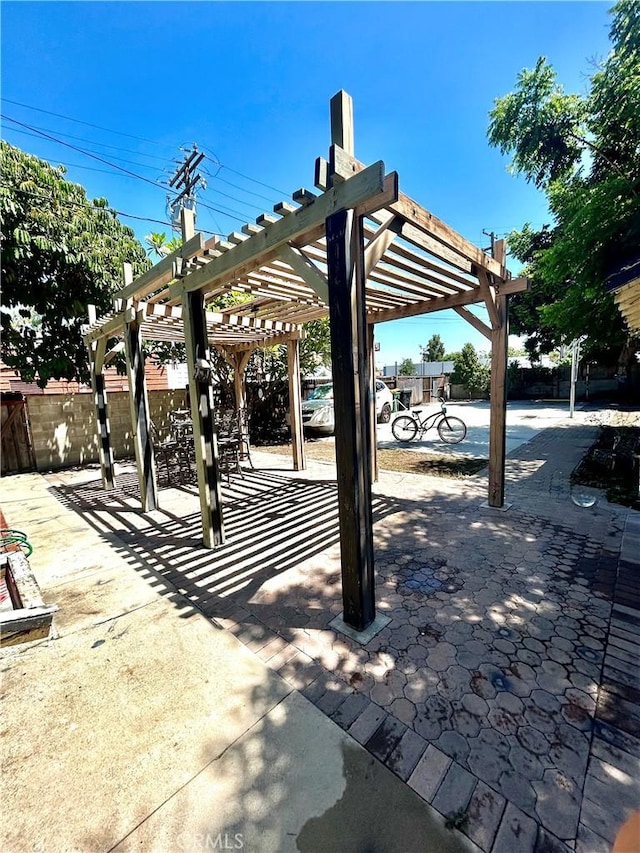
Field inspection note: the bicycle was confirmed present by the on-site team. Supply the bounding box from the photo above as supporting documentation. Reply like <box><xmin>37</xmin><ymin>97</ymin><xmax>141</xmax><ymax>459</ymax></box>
<box><xmin>391</xmin><ymin>401</ymin><xmax>467</xmax><ymax>444</ymax></box>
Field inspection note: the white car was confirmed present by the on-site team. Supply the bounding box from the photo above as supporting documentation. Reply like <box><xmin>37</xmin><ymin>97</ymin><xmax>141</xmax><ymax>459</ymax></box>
<box><xmin>301</xmin><ymin>380</ymin><xmax>394</xmax><ymax>435</ymax></box>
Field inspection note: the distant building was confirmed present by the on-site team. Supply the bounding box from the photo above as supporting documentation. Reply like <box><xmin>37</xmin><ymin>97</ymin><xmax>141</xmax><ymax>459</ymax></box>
<box><xmin>382</xmin><ymin>361</ymin><xmax>454</xmax><ymax>378</ymax></box>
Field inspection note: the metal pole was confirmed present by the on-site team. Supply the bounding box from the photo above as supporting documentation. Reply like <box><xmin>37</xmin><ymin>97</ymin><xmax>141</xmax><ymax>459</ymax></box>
<box><xmin>569</xmin><ymin>339</ymin><xmax>581</xmax><ymax>418</ymax></box>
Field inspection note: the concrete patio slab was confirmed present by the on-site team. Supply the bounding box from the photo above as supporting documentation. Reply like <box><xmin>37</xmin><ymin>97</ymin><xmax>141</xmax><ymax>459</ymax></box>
<box><xmin>114</xmin><ymin>690</ymin><xmax>476</xmax><ymax>853</ymax></box>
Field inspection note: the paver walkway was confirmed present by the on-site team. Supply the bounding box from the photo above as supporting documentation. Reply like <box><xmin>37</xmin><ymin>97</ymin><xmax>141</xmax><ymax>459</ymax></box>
<box><xmin>4</xmin><ymin>408</ymin><xmax>639</xmax><ymax>852</ymax></box>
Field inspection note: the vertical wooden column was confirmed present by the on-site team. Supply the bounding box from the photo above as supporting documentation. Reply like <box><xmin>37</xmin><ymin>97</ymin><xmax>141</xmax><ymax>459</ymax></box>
<box><xmin>183</xmin><ymin>289</ymin><xmax>225</xmax><ymax>547</ymax></box>
<box><xmin>87</xmin><ymin>306</ymin><xmax>115</xmax><ymax>490</ymax></box>
<box><xmin>123</xmin><ymin>305</ymin><xmax>158</xmax><ymax>512</ymax></box>
<box><xmin>368</xmin><ymin>324</ymin><xmax>379</xmax><ymax>482</ymax></box>
<box><xmin>327</xmin><ymin>207</ymin><xmax>375</xmax><ymax>631</ymax></box>
<box><xmin>232</xmin><ymin>350</ymin><xmax>251</xmax><ymax>413</ymax></box>
<box><xmin>488</xmin><ymin>240</ymin><xmax>509</xmax><ymax>507</ymax></box>
<box><xmin>287</xmin><ymin>337</ymin><xmax>306</xmax><ymax>471</ymax></box>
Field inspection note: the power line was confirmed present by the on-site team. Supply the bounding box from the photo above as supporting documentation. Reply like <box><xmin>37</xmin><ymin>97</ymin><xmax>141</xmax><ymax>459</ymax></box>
<box><xmin>1</xmin><ymin>96</ymin><xmax>173</xmax><ymax>148</ymax></box>
<box><xmin>0</xmin><ymin>182</ymin><xmax>223</xmax><ymax>236</ymax></box>
<box><xmin>2</xmin><ymin>114</ymin><xmax>172</xmax><ymax>192</ymax></box>
<box><xmin>2</xmin><ymin>117</ymin><xmax>251</xmax><ymax>228</ymax></box>
<box><xmin>1</xmin><ymin>119</ymin><xmax>171</xmax><ymax>163</ymax></box>
<box><xmin>4</xmin><ymin>125</ymin><xmax>169</xmax><ymax>175</ymax></box>
<box><xmin>2</xmin><ymin>99</ymin><xmax>293</xmax><ymax>226</ymax></box>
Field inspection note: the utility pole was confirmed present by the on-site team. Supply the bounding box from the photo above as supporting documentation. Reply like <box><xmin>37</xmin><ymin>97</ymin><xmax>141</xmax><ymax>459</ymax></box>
<box><xmin>482</xmin><ymin>229</ymin><xmax>497</xmax><ymax>256</ymax></box>
<box><xmin>167</xmin><ymin>145</ymin><xmax>206</xmax><ymax>231</ymax></box>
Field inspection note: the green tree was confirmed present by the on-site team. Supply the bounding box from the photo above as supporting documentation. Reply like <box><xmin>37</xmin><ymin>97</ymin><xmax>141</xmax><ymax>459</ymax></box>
<box><xmin>398</xmin><ymin>357</ymin><xmax>416</xmax><ymax>376</ymax></box>
<box><xmin>487</xmin><ymin>0</ymin><xmax>640</xmax><ymax>364</ymax></box>
<box><xmin>451</xmin><ymin>343</ymin><xmax>490</xmax><ymax>396</ymax></box>
<box><xmin>420</xmin><ymin>334</ymin><xmax>446</xmax><ymax>363</ymax></box>
<box><xmin>0</xmin><ymin>142</ymin><xmax>150</xmax><ymax>386</ymax></box>
<box><xmin>145</xmin><ymin>231</ymin><xmax>182</xmax><ymax>258</ymax></box>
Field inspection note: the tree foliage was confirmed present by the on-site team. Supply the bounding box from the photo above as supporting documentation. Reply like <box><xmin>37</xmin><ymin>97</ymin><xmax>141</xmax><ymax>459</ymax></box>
<box><xmin>0</xmin><ymin>142</ymin><xmax>150</xmax><ymax>386</ymax></box>
<box><xmin>487</xmin><ymin>0</ymin><xmax>640</xmax><ymax>363</ymax></box>
<box><xmin>398</xmin><ymin>357</ymin><xmax>416</xmax><ymax>376</ymax></box>
<box><xmin>451</xmin><ymin>343</ymin><xmax>490</xmax><ymax>396</ymax></box>
<box><xmin>420</xmin><ymin>334</ymin><xmax>446</xmax><ymax>363</ymax></box>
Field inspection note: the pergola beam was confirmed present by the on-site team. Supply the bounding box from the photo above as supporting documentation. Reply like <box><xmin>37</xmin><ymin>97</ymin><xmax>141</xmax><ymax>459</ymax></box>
<box><xmin>169</xmin><ymin>160</ymin><xmax>393</xmax><ymax>299</ymax></box>
<box><xmin>277</xmin><ymin>244</ymin><xmax>329</xmax><ymax>303</ymax></box>
<box><xmin>454</xmin><ymin>306</ymin><xmax>492</xmax><ymax>340</ymax></box>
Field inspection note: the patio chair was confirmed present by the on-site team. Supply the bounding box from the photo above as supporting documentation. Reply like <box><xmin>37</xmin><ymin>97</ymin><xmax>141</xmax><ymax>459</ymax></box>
<box><xmin>237</xmin><ymin>407</ymin><xmax>254</xmax><ymax>468</ymax></box>
<box><xmin>150</xmin><ymin>420</ymin><xmax>192</xmax><ymax>486</ymax></box>
<box><xmin>214</xmin><ymin>409</ymin><xmax>243</xmax><ymax>483</ymax></box>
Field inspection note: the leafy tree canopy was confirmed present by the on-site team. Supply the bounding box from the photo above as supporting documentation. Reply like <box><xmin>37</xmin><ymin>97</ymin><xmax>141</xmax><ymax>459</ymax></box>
<box><xmin>420</xmin><ymin>333</ymin><xmax>446</xmax><ymax>363</ymax></box>
<box><xmin>398</xmin><ymin>357</ymin><xmax>416</xmax><ymax>376</ymax></box>
<box><xmin>487</xmin><ymin>0</ymin><xmax>640</xmax><ymax>363</ymax></box>
<box><xmin>451</xmin><ymin>343</ymin><xmax>490</xmax><ymax>396</ymax></box>
<box><xmin>0</xmin><ymin>142</ymin><xmax>150</xmax><ymax>386</ymax></box>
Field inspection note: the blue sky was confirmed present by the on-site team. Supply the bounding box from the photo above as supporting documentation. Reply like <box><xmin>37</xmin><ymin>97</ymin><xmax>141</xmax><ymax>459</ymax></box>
<box><xmin>1</xmin><ymin>1</ymin><xmax>614</xmax><ymax>366</ymax></box>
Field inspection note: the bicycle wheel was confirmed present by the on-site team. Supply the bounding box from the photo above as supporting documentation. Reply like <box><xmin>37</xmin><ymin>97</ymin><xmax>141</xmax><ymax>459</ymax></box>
<box><xmin>392</xmin><ymin>415</ymin><xmax>418</xmax><ymax>442</ymax></box>
<box><xmin>437</xmin><ymin>416</ymin><xmax>466</xmax><ymax>444</ymax></box>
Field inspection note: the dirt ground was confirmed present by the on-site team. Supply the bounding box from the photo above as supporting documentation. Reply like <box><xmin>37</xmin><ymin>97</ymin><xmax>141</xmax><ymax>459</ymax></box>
<box><xmin>258</xmin><ymin>440</ymin><xmax>488</xmax><ymax>478</ymax></box>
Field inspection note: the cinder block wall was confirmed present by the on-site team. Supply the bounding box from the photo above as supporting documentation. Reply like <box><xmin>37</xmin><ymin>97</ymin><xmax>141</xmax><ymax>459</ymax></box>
<box><xmin>26</xmin><ymin>390</ymin><xmax>186</xmax><ymax>472</ymax></box>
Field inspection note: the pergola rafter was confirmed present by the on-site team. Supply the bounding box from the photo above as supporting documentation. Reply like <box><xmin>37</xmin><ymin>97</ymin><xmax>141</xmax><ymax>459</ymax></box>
<box><xmin>83</xmin><ymin>90</ymin><xmax>528</xmax><ymax>632</ymax></box>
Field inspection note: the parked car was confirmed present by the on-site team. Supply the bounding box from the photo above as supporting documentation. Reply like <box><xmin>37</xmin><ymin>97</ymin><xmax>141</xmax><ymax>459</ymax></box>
<box><xmin>301</xmin><ymin>381</ymin><xmax>394</xmax><ymax>434</ymax></box>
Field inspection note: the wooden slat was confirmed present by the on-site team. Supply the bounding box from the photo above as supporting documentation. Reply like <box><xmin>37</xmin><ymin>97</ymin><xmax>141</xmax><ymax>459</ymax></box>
<box><xmin>293</xmin><ymin>188</ymin><xmax>317</xmax><ymax>206</ymax></box>
<box><xmin>364</xmin><ymin>216</ymin><xmax>403</xmax><ymax>277</ymax></box>
<box><xmin>278</xmin><ymin>245</ymin><xmax>329</xmax><ymax>303</ymax></box>
<box><xmin>170</xmin><ymin>161</ymin><xmax>387</xmax><ymax>299</ymax></box>
<box><xmin>391</xmin><ymin>193</ymin><xmax>503</xmax><ymax>277</ymax></box>
<box><xmin>498</xmin><ymin>277</ymin><xmax>529</xmax><ymax>296</ymax></box>
<box><xmin>367</xmin><ymin>285</ymin><xmax>482</xmax><ymax>323</ymax></box>
<box><xmin>329</xmin><ymin>147</ymin><xmax>501</xmax><ymax>276</ymax></box>
<box><xmin>116</xmin><ymin>232</ymin><xmax>205</xmax><ymax>302</ymax></box>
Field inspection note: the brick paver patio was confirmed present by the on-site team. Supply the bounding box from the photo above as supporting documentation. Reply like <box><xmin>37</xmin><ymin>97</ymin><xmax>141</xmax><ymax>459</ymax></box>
<box><xmin>46</xmin><ymin>416</ymin><xmax>640</xmax><ymax>853</ymax></box>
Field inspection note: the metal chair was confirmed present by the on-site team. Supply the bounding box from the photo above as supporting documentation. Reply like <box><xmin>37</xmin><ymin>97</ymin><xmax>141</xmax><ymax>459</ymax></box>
<box><xmin>214</xmin><ymin>410</ymin><xmax>243</xmax><ymax>482</ymax></box>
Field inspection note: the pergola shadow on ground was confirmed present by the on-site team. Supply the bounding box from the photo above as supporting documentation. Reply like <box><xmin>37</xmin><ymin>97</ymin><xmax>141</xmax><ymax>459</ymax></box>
<box><xmin>50</xmin><ymin>466</ymin><xmax>403</xmax><ymax>628</ymax></box>
<box><xmin>82</xmin><ymin>89</ymin><xmax>528</xmax><ymax>634</ymax></box>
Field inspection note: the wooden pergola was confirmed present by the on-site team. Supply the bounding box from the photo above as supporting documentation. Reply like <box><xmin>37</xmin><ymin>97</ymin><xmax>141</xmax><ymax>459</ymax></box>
<box><xmin>83</xmin><ymin>91</ymin><xmax>527</xmax><ymax>632</ymax></box>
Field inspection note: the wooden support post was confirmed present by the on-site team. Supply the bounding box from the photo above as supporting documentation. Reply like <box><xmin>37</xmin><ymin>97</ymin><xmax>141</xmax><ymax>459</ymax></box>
<box><xmin>87</xmin><ymin>305</ymin><xmax>115</xmax><ymax>490</ymax></box>
<box><xmin>124</xmin><ymin>310</ymin><xmax>158</xmax><ymax>512</ymax></box>
<box><xmin>287</xmin><ymin>338</ymin><xmax>306</xmax><ymax>471</ymax></box>
<box><xmin>368</xmin><ymin>324</ymin><xmax>379</xmax><ymax>483</ymax></box>
<box><xmin>232</xmin><ymin>350</ymin><xmax>251</xmax><ymax>413</ymax></box>
<box><xmin>488</xmin><ymin>241</ymin><xmax>509</xmax><ymax>507</ymax></box>
<box><xmin>327</xmin><ymin>207</ymin><xmax>375</xmax><ymax>632</ymax></box>
<box><xmin>183</xmin><ymin>290</ymin><xmax>225</xmax><ymax>547</ymax></box>
<box><xmin>330</xmin><ymin>90</ymin><xmax>354</xmax><ymax>154</ymax></box>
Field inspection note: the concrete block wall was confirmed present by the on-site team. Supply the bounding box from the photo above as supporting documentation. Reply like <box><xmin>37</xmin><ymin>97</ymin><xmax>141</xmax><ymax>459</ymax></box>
<box><xmin>26</xmin><ymin>390</ymin><xmax>186</xmax><ymax>472</ymax></box>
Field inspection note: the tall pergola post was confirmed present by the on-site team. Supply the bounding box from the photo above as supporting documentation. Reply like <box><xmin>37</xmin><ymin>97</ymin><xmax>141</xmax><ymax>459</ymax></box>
<box><xmin>87</xmin><ymin>305</ymin><xmax>115</xmax><ymax>490</ymax></box>
<box><xmin>287</xmin><ymin>337</ymin><xmax>306</xmax><ymax>471</ymax></box>
<box><xmin>183</xmin><ymin>289</ymin><xmax>225</xmax><ymax>547</ymax></box>
<box><xmin>325</xmin><ymin>91</ymin><xmax>376</xmax><ymax>632</ymax></box>
<box><xmin>488</xmin><ymin>240</ymin><xmax>509</xmax><ymax>507</ymax></box>
<box><xmin>122</xmin><ymin>264</ymin><xmax>158</xmax><ymax>512</ymax></box>
<box><xmin>327</xmin><ymin>207</ymin><xmax>375</xmax><ymax>631</ymax></box>
<box><xmin>180</xmin><ymin>207</ymin><xmax>224</xmax><ymax>547</ymax></box>
<box><xmin>368</xmin><ymin>324</ymin><xmax>379</xmax><ymax>482</ymax></box>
